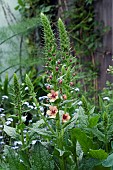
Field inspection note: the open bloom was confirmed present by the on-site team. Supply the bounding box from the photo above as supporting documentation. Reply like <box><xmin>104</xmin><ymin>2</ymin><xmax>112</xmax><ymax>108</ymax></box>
<box><xmin>62</xmin><ymin>113</ymin><xmax>71</xmax><ymax>123</ymax></box>
<box><xmin>47</xmin><ymin>90</ymin><xmax>59</xmax><ymax>102</ymax></box>
<box><xmin>47</xmin><ymin>106</ymin><xmax>58</xmax><ymax>118</ymax></box>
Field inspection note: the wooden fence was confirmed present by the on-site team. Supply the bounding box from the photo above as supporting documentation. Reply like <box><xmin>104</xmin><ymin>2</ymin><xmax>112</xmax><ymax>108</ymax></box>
<box><xmin>94</xmin><ymin>0</ymin><xmax>113</xmax><ymax>89</ymax></box>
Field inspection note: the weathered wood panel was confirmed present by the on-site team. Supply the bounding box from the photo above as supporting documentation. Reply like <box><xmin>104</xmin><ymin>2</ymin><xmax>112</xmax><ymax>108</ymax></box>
<box><xmin>95</xmin><ymin>0</ymin><xmax>113</xmax><ymax>89</ymax></box>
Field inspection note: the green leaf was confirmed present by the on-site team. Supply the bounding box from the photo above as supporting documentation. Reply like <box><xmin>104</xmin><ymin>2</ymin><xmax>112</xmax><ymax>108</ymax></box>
<box><xmin>89</xmin><ymin>149</ymin><xmax>108</xmax><ymax>160</ymax></box>
<box><xmin>81</xmin><ymin>96</ymin><xmax>90</xmax><ymax>115</ymax></box>
<box><xmin>25</xmin><ymin>74</ymin><xmax>34</xmax><ymax>95</ymax></box>
<box><xmin>54</xmin><ymin>148</ymin><xmax>65</xmax><ymax>157</ymax></box>
<box><xmin>14</xmin><ymin>5</ymin><xmax>20</xmax><ymax>10</ymax></box>
<box><xmin>79</xmin><ymin>159</ymin><xmax>102</xmax><ymax>170</ymax></box>
<box><xmin>71</xmin><ymin>128</ymin><xmax>93</xmax><ymax>153</ymax></box>
<box><xmin>102</xmin><ymin>153</ymin><xmax>113</xmax><ymax>167</ymax></box>
<box><xmin>18</xmin><ymin>0</ymin><xmax>24</xmax><ymax>6</ymax></box>
<box><xmin>32</xmin><ymin>119</ymin><xmax>45</xmax><ymax>128</ymax></box>
<box><xmin>4</xmin><ymin>125</ymin><xmax>19</xmax><ymax>139</ymax></box>
<box><xmin>19</xmin><ymin>150</ymin><xmax>31</xmax><ymax>168</ymax></box>
<box><xmin>30</xmin><ymin>121</ymin><xmax>54</xmax><ymax>139</ymax></box>
<box><xmin>89</xmin><ymin>115</ymin><xmax>100</xmax><ymax>128</ymax></box>
<box><xmin>0</xmin><ymin>162</ymin><xmax>9</xmax><ymax>170</ymax></box>
<box><xmin>91</xmin><ymin>128</ymin><xmax>105</xmax><ymax>142</ymax></box>
<box><xmin>111</xmin><ymin>141</ymin><xmax>113</xmax><ymax>149</ymax></box>
<box><xmin>89</xmin><ymin>106</ymin><xmax>95</xmax><ymax>114</ymax></box>
<box><xmin>54</xmin><ymin>148</ymin><xmax>71</xmax><ymax>158</ymax></box>
<box><xmin>30</xmin><ymin>141</ymin><xmax>54</xmax><ymax>170</ymax></box>
<box><xmin>4</xmin><ymin>146</ymin><xmax>26</xmax><ymax>170</ymax></box>
<box><xmin>88</xmin><ymin>43</ymin><xmax>94</xmax><ymax>49</ymax></box>
<box><xmin>41</xmin><ymin>6</ymin><xmax>51</xmax><ymax>13</ymax></box>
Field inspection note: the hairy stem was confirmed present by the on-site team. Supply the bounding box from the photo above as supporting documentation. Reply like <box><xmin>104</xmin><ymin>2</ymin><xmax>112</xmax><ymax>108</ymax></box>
<box><xmin>18</xmin><ymin>104</ymin><xmax>25</xmax><ymax>147</ymax></box>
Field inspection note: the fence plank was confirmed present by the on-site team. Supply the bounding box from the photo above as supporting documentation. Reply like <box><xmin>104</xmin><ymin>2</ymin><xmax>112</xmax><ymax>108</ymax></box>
<box><xmin>95</xmin><ymin>0</ymin><xmax>113</xmax><ymax>89</ymax></box>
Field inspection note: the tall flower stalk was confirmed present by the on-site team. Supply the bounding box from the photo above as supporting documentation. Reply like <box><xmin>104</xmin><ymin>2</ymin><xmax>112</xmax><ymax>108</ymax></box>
<box><xmin>41</xmin><ymin>13</ymin><xmax>78</xmax><ymax>169</ymax></box>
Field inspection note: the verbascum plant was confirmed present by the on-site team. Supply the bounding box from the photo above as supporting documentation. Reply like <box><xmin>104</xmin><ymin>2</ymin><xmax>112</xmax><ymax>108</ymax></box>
<box><xmin>2</xmin><ymin>13</ymin><xmax>112</xmax><ymax>170</ymax></box>
<box><xmin>41</xmin><ymin>13</ymin><xmax>77</xmax><ymax>96</ymax></box>
<box><xmin>40</xmin><ymin>13</ymin><xmax>79</xmax><ymax>170</ymax></box>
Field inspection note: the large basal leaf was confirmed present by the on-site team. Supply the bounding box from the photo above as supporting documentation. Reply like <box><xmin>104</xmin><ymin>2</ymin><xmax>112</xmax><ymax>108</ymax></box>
<box><xmin>30</xmin><ymin>141</ymin><xmax>54</xmax><ymax>170</ymax></box>
<box><xmin>4</xmin><ymin>125</ymin><xmax>19</xmax><ymax>139</ymax></box>
<box><xmin>19</xmin><ymin>150</ymin><xmax>31</xmax><ymax>168</ymax></box>
<box><xmin>102</xmin><ymin>153</ymin><xmax>113</xmax><ymax>167</ymax></box>
<box><xmin>71</xmin><ymin>128</ymin><xmax>93</xmax><ymax>153</ymax></box>
<box><xmin>4</xmin><ymin>146</ymin><xmax>26</xmax><ymax>170</ymax></box>
<box><xmin>79</xmin><ymin>158</ymin><xmax>102</xmax><ymax>170</ymax></box>
<box><xmin>89</xmin><ymin>149</ymin><xmax>108</xmax><ymax>160</ymax></box>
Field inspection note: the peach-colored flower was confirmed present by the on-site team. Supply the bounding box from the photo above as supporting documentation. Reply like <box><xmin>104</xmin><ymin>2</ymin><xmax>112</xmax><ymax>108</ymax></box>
<box><xmin>47</xmin><ymin>90</ymin><xmax>59</xmax><ymax>102</ymax></box>
<box><xmin>62</xmin><ymin>113</ymin><xmax>70</xmax><ymax>123</ymax></box>
<box><xmin>47</xmin><ymin>106</ymin><xmax>58</xmax><ymax>118</ymax></box>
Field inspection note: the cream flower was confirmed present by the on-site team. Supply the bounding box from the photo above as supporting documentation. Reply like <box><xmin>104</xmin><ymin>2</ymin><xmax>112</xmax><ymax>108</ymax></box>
<box><xmin>47</xmin><ymin>106</ymin><xmax>58</xmax><ymax>118</ymax></box>
<box><xmin>62</xmin><ymin>113</ymin><xmax>71</xmax><ymax>123</ymax></box>
<box><xmin>47</xmin><ymin>90</ymin><xmax>59</xmax><ymax>102</ymax></box>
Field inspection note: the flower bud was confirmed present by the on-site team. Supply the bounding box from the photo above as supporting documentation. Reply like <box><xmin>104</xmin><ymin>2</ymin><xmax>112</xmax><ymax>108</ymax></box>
<box><xmin>49</xmin><ymin>75</ymin><xmax>52</xmax><ymax>79</ymax></box>
<box><xmin>59</xmin><ymin>79</ymin><xmax>62</xmax><ymax>84</ymax></box>
<box><xmin>63</xmin><ymin>94</ymin><xmax>67</xmax><ymax>100</ymax></box>
<box><xmin>70</xmin><ymin>82</ymin><xmax>74</xmax><ymax>86</ymax></box>
<box><xmin>48</xmin><ymin>58</ymin><xmax>51</xmax><ymax>61</ymax></box>
<box><xmin>46</xmin><ymin>85</ymin><xmax>51</xmax><ymax>90</ymax></box>
<box><xmin>46</xmin><ymin>71</ymin><xmax>49</xmax><ymax>74</ymax></box>
<box><xmin>57</xmin><ymin>60</ymin><xmax>61</xmax><ymax>64</ymax></box>
<box><xmin>56</xmin><ymin>67</ymin><xmax>59</xmax><ymax>71</ymax></box>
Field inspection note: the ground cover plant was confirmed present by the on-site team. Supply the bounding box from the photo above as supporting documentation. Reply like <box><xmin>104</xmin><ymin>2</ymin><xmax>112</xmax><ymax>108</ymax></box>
<box><xmin>0</xmin><ymin>13</ymin><xmax>113</xmax><ymax>170</ymax></box>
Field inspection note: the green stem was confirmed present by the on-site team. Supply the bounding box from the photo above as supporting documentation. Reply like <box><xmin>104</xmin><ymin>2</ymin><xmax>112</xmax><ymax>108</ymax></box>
<box><xmin>104</xmin><ymin>128</ymin><xmax>108</xmax><ymax>153</ymax></box>
<box><xmin>53</xmin><ymin>66</ymin><xmax>57</xmax><ymax>91</ymax></box>
<box><xmin>59</xmin><ymin>157</ymin><xmax>65</xmax><ymax>170</ymax></box>
<box><xmin>57</xmin><ymin>127</ymin><xmax>65</xmax><ymax>170</ymax></box>
<box><xmin>18</xmin><ymin>104</ymin><xmax>25</xmax><ymax>147</ymax></box>
<box><xmin>19</xmin><ymin>36</ymin><xmax>23</xmax><ymax>82</ymax></box>
<box><xmin>71</xmin><ymin>138</ymin><xmax>78</xmax><ymax>169</ymax></box>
